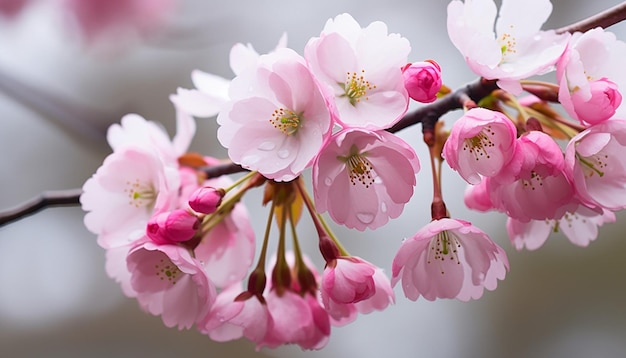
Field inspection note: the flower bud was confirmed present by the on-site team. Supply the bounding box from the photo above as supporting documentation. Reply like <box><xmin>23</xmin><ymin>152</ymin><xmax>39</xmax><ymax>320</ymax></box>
<box><xmin>571</xmin><ymin>78</ymin><xmax>622</xmax><ymax>125</ymax></box>
<box><xmin>188</xmin><ymin>186</ymin><xmax>225</xmax><ymax>214</ymax></box>
<box><xmin>401</xmin><ymin>60</ymin><xmax>442</xmax><ymax>103</ymax></box>
<box><xmin>146</xmin><ymin>209</ymin><xmax>200</xmax><ymax>244</ymax></box>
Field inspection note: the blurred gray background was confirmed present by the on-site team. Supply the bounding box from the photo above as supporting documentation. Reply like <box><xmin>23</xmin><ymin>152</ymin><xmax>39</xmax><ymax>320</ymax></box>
<box><xmin>1</xmin><ymin>1</ymin><xmax>625</xmax><ymax>357</ymax></box>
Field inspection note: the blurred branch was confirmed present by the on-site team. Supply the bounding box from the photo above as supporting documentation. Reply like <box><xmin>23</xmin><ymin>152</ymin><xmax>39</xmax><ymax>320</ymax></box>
<box><xmin>0</xmin><ymin>189</ymin><xmax>82</xmax><ymax>227</ymax></box>
<box><xmin>0</xmin><ymin>68</ymin><xmax>110</xmax><ymax>141</ymax></box>
<box><xmin>555</xmin><ymin>1</ymin><xmax>626</xmax><ymax>34</ymax></box>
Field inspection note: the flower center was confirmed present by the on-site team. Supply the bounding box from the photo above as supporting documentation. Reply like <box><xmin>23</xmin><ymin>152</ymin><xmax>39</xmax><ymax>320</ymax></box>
<box><xmin>427</xmin><ymin>231</ymin><xmax>461</xmax><ymax>274</ymax></box>
<box><xmin>342</xmin><ymin>70</ymin><xmax>376</xmax><ymax>106</ymax></box>
<box><xmin>521</xmin><ymin>170</ymin><xmax>544</xmax><ymax>190</ymax></box>
<box><xmin>499</xmin><ymin>29</ymin><xmax>517</xmax><ymax>61</ymax></box>
<box><xmin>124</xmin><ymin>178</ymin><xmax>156</xmax><ymax>208</ymax></box>
<box><xmin>338</xmin><ymin>144</ymin><xmax>375</xmax><ymax>188</ymax></box>
<box><xmin>155</xmin><ymin>258</ymin><xmax>181</xmax><ymax>285</ymax></box>
<box><xmin>463</xmin><ymin>126</ymin><xmax>496</xmax><ymax>161</ymax></box>
<box><xmin>270</xmin><ymin>108</ymin><xmax>303</xmax><ymax>136</ymax></box>
<box><xmin>576</xmin><ymin>152</ymin><xmax>607</xmax><ymax>178</ymax></box>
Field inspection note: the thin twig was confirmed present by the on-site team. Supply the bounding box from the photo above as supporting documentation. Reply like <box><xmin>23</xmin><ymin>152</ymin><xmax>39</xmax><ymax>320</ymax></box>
<box><xmin>388</xmin><ymin>78</ymin><xmax>499</xmax><ymax>134</ymax></box>
<box><xmin>0</xmin><ymin>189</ymin><xmax>82</xmax><ymax>227</ymax></box>
<box><xmin>555</xmin><ymin>1</ymin><xmax>626</xmax><ymax>34</ymax></box>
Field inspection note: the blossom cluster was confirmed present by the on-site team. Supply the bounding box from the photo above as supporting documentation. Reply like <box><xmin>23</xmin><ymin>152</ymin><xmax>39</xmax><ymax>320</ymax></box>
<box><xmin>79</xmin><ymin>0</ymin><xmax>626</xmax><ymax>351</ymax></box>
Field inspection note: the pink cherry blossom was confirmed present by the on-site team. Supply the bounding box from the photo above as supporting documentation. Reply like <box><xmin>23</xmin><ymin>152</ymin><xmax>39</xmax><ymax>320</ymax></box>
<box><xmin>507</xmin><ymin>205</ymin><xmax>615</xmax><ymax>250</ymax></box>
<box><xmin>401</xmin><ymin>60</ymin><xmax>442</xmax><ymax>103</ymax></box>
<box><xmin>557</xmin><ymin>28</ymin><xmax>626</xmax><ymax>125</ymax></box>
<box><xmin>322</xmin><ymin>256</ymin><xmax>376</xmax><ymax>304</ymax></box>
<box><xmin>81</xmin><ymin>147</ymin><xmax>179</xmax><ymax>249</ymax></box>
<box><xmin>447</xmin><ymin>0</ymin><xmax>569</xmax><ymax>93</ymax></box>
<box><xmin>313</xmin><ymin>128</ymin><xmax>420</xmax><ymax>230</ymax></box>
<box><xmin>199</xmin><ymin>284</ymin><xmax>271</xmax><ymax>344</ymax></box>
<box><xmin>392</xmin><ymin>218</ymin><xmax>509</xmax><ymax>301</ymax></box>
<box><xmin>488</xmin><ymin>131</ymin><xmax>573</xmax><ymax>222</ymax></box>
<box><xmin>353</xmin><ymin>267</ymin><xmax>394</xmax><ymax>314</ymax></box>
<box><xmin>146</xmin><ymin>209</ymin><xmax>200</xmax><ymax>245</ymax></box>
<box><xmin>443</xmin><ymin>107</ymin><xmax>518</xmax><ymax>184</ymax></box>
<box><xmin>304</xmin><ymin>13</ymin><xmax>410</xmax><ymax>129</ymax></box>
<box><xmin>564</xmin><ymin>119</ymin><xmax>626</xmax><ymax>211</ymax></box>
<box><xmin>262</xmin><ymin>290</ymin><xmax>330</xmax><ymax>350</ymax></box>
<box><xmin>217</xmin><ymin>48</ymin><xmax>334</xmax><ymax>182</ymax></box>
<box><xmin>127</xmin><ymin>241</ymin><xmax>216</xmax><ymax>330</ymax></box>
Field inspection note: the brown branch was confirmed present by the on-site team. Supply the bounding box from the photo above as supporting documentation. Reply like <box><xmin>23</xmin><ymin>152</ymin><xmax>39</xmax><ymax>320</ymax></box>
<box><xmin>0</xmin><ymin>188</ymin><xmax>82</xmax><ymax>227</ymax></box>
<box><xmin>388</xmin><ymin>78</ymin><xmax>499</xmax><ymax>134</ymax></box>
<box><xmin>199</xmin><ymin>161</ymin><xmax>247</xmax><ymax>178</ymax></box>
<box><xmin>555</xmin><ymin>1</ymin><xmax>626</xmax><ymax>34</ymax></box>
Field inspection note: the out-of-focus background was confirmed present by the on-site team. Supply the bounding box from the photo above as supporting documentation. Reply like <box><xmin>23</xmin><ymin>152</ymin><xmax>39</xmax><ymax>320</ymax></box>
<box><xmin>1</xmin><ymin>1</ymin><xmax>625</xmax><ymax>357</ymax></box>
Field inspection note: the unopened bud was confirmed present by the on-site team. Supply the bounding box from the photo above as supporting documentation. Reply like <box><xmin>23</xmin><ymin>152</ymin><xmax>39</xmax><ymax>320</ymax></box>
<box><xmin>571</xmin><ymin>78</ymin><xmax>622</xmax><ymax>125</ymax></box>
<box><xmin>188</xmin><ymin>186</ymin><xmax>225</xmax><ymax>214</ymax></box>
<box><xmin>401</xmin><ymin>60</ymin><xmax>442</xmax><ymax>103</ymax></box>
<box><xmin>146</xmin><ymin>209</ymin><xmax>200</xmax><ymax>244</ymax></box>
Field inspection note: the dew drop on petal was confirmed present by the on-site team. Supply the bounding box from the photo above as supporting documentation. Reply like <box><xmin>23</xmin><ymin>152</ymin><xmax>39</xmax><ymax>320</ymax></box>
<box><xmin>324</xmin><ymin>177</ymin><xmax>333</xmax><ymax>186</ymax></box>
<box><xmin>381</xmin><ymin>202</ymin><xmax>387</xmax><ymax>213</ymax></box>
<box><xmin>356</xmin><ymin>212</ymin><xmax>375</xmax><ymax>224</ymax></box>
<box><xmin>258</xmin><ymin>141</ymin><xmax>276</xmax><ymax>151</ymax></box>
<box><xmin>277</xmin><ymin>149</ymin><xmax>290</xmax><ymax>159</ymax></box>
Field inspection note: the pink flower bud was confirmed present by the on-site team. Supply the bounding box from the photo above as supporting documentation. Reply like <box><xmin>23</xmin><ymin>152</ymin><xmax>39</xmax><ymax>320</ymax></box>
<box><xmin>188</xmin><ymin>186</ymin><xmax>225</xmax><ymax>214</ymax></box>
<box><xmin>401</xmin><ymin>60</ymin><xmax>442</xmax><ymax>103</ymax></box>
<box><xmin>146</xmin><ymin>209</ymin><xmax>200</xmax><ymax>244</ymax></box>
<box><xmin>571</xmin><ymin>78</ymin><xmax>622</xmax><ymax>125</ymax></box>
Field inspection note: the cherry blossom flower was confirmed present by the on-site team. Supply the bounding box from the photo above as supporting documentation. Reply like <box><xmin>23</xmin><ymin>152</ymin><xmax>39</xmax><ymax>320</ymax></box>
<box><xmin>443</xmin><ymin>107</ymin><xmax>518</xmax><ymax>184</ymax></box>
<box><xmin>321</xmin><ymin>256</ymin><xmax>376</xmax><ymax>304</ymax></box>
<box><xmin>313</xmin><ymin>128</ymin><xmax>420</xmax><ymax>230</ymax></box>
<box><xmin>557</xmin><ymin>28</ymin><xmax>626</xmax><ymax>125</ymax></box>
<box><xmin>489</xmin><ymin>131</ymin><xmax>573</xmax><ymax>222</ymax></box>
<box><xmin>321</xmin><ymin>261</ymin><xmax>394</xmax><ymax>324</ymax></box>
<box><xmin>81</xmin><ymin>147</ymin><xmax>180</xmax><ymax>249</ymax></box>
<box><xmin>507</xmin><ymin>205</ymin><xmax>615</xmax><ymax>250</ymax></box>
<box><xmin>217</xmin><ymin>48</ymin><xmax>334</xmax><ymax>182</ymax></box>
<box><xmin>391</xmin><ymin>218</ymin><xmax>509</xmax><ymax>301</ymax></box>
<box><xmin>172</xmin><ymin>34</ymin><xmax>288</xmax><ymax>118</ymax></box>
<box><xmin>354</xmin><ymin>267</ymin><xmax>394</xmax><ymax>314</ymax></box>
<box><xmin>564</xmin><ymin>119</ymin><xmax>626</xmax><ymax>211</ymax></box>
<box><xmin>262</xmin><ymin>290</ymin><xmax>330</xmax><ymax>350</ymax></box>
<box><xmin>200</xmin><ymin>284</ymin><xmax>272</xmax><ymax>344</ymax></box>
<box><xmin>447</xmin><ymin>0</ymin><xmax>569</xmax><ymax>93</ymax></box>
<box><xmin>305</xmin><ymin>13</ymin><xmax>410</xmax><ymax>129</ymax></box>
<box><xmin>127</xmin><ymin>241</ymin><xmax>217</xmax><ymax>330</ymax></box>
<box><xmin>401</xmin><ymin>60</ymin><xmax>442</xmax><ymax>103</ymax></box>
